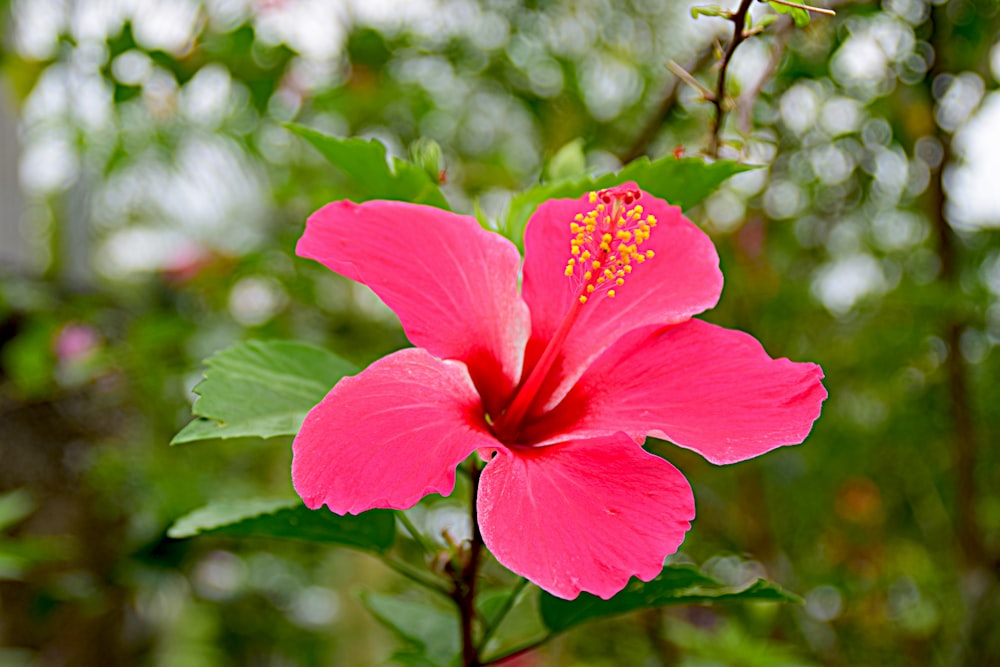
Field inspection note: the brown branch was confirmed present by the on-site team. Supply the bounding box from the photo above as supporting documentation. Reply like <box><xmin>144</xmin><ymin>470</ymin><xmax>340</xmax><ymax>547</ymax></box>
<box><xmin>454</xmin><ymin>460</ymin><xmax>484</xmax><ymax>667</ymax></box>
<box><xmin>709</xmin><ymin>0</ymin><xmax>755</xmax><ymax>158</ymax></box>
<box><xmin>737</xmin><ymin>0</ymin><xmax>849</xmax><ymax>133</ymax></box>
<box><xmin>627</xmin><ymin>0</ymin><xmax>842</xmax><ymax>162</ymax></box>
<box><xmin>924</xmin><ymin>3</ymin><xmax>986</xmax><ymax>569</ymax></box>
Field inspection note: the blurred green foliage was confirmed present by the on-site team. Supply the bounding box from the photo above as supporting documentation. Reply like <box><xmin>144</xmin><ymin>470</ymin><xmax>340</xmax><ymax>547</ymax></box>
<box><xmin>1</xmin><ymin>0</ymin><xmax>999</xmax><ymax>665</ymax></box>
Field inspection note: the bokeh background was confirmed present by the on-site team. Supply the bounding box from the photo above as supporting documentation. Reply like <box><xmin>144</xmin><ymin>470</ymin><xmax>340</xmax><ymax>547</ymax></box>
<box><xmin>1</xmin><ymin>0</ymin><xmax>999</xmax><ymax>665</ymax></box>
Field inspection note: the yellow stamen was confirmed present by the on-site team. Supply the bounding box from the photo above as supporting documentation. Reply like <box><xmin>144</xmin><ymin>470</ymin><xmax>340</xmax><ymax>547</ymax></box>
<box><xmin>563</xmin><ymin>186</ymin><xmax>658</xmax><ymax>305</ymax></box>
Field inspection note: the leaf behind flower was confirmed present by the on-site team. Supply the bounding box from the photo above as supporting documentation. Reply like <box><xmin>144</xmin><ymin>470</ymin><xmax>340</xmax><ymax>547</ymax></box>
<box><xmin>172</xmin><ymin>339</ymin><xmax>356</xmax><ymax>444</ymax></box>
<box><xmin>361</xmin><ymin>591</ymin><xmax>460</xmax><ymax>666</ymax></box>
<box><xmin>503</xmin><ymin>157</ymin><xmax>756</xmax><ymax>248</ymax></box>
<box><xmin>287</xmin><ymin>124</ymin><xmax>450</xmax><ymax>209</ymax></box>
<box><xmin>539</xmin><ymin>564</ymin><xmax>799</xmax><ymax>633</ymax></box>
<box><xmin>167</xmin><ymin>497</ymin><xmax>395</xmax><ymax>552</ymax></box>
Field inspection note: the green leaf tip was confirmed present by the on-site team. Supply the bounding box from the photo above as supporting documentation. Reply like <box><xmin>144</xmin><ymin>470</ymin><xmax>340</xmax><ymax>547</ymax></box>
<box><xmin>167</xmin><ymin>498</ymin><xmax>396</xmax><ymax>552</ymax></box>
<box><xmin>286</xmin><ymin>123</ymin><xmax>450</xmax><ymax>209</ymax></box>
<box><xmin>767</xmin><ymin>1</ymin><xmax>812</xmax><ymax>26</ymax></box>
<box><xmin>539</xmin><ymin>565</ymin><xmax>800</xmax><ymax>634</ymax></box>
<box><xmin>171</xmin><ymin>339</ymin><xmax>356</xmax><ymax>445</ymax></box>
<box><xmin>167</xmin><ymin>498</ymin><xmax>298</xmax><ymax>538</ymax></box>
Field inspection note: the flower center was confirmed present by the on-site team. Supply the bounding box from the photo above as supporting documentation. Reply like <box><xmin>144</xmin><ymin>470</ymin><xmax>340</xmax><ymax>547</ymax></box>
<box><xmin>493</xmin><ymin>185</ymin><xmax>658</xmax><ymax>442</ymax></box>
<box><xmin>564</xmin><ymin>186</ymin><xmax>657</xmax><ymax>304</ymax></box>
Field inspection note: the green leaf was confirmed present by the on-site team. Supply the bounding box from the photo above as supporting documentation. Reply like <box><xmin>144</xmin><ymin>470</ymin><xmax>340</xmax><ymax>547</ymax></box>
<box><xmin>767</xmin><ymin>1</ymin><xmax>811</xmax><ymax>27</ymax></box>
<box><xmin>0</xmin><ymin>536</ymin><xmax>70</xmax><ymax>580</ymax></box>
<box><xmin>362</xmin><ymin>591</ymin><xmax>460</xmax><ymax>667</ymax></box>
<box><xmin>172</xmin><ymin>340</ymin><xmax>356</xmax><ymax>444</ymax></box>
<box><xmin>409</xmin><ymin>137</ymin><xmax>444</xmax><ymax>181</ymax></box>
<box><xmin>539</xmin><ymin>565</ymin><xmax>799</xmax><ymax>634</ymax></box>
<box><xmin>1</xmin><ymin>321</ymin><xmax>57</xmax><ymax>398</ymax></box>
<box><xmin>477</xmin><ymin>585</ymin><xmax>548</xmax><ymax>663</ymax></box>
<box><xmin>167</xmin><ymin>498</ymin><xmax>395</xmax><ymax>552</ymax></box>
<box><xmin>287</xmin><ymin>124</ymin><xmax>450</xmax><ymax>209</ymax></box>
<box><xmin>502</xmin><ymin>157</ymin><xmax>755</xmax><ymax>248</ymax></box>
<box><xmin>0</xmin><ymin>492</ymin><xmax>72</xmax><ymax>580</ymax></box>
<box><xmin>667</xmin><ymin>619</ymin><xmax>816</xmax><ymax>667</ymax></box>
<box><xmin>0</xmin><ymin>489</ymin><xmax>34</xmax><ymax>532</ymax></box>
<box><xmin>691</xmin><ymin>5</ymin><xmax>730</xmax><ymax>18</ymax></box>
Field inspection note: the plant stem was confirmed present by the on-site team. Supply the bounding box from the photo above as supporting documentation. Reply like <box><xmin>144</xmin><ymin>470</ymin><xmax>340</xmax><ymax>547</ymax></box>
<box><xmin>452</xmin><ymin>459</ymin><xmax>484</xmax><ymax>667</ymax></box>
<box><xmin>667</xmin><ymin>59</ymin><xmax>717</xmax><ymax>101</ymax></box>
<box><xmin>924</xmin><ymin>3</ymin><xmax>986</xmax><ymax>569</ymax></box>
<box><xmin>397</xmin><ymin>510</ymin><xmax>436</xmax><ymax>557</ymax></box>
<box><xmin>477</xmin><ymin>577</ymin><xmax>530</xmax><ymax>654</ymax></box>
<box><xmin>709</xmin><ymin>0</ymin><xmax>755</xmax><ymax>158</ymax></box>
<box><xmin>380</xmin><ymin>557</ymin><xmax>453</xmax><ymax>599</ymax></box>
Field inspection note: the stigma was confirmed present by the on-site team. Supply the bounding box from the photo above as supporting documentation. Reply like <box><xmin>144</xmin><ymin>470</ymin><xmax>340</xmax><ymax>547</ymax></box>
<box><xmin>565</xmin><ymin>185</ymin><xmax>657</xmax><ymax>303</ymax></box>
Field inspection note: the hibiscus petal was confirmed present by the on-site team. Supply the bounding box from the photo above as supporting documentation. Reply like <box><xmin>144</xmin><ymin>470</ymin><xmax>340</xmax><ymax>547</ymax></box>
<box><xmin>297</xmin><ymin>200</ymin><xmax>530</xmax><ymax>412</ymax></box>
<box><xmin>533</xmin><ymin>319</ymin><xmax>827</xmax><ymax>464</ymax></box>
<box><xmin>478</xmin><ymin>434</ymin><xmax>695</xmax><ymax>600</ymax></box>
<box><xmin>293</xmin><ymin>348</ymin><xmax>498</xmax><ymax>514</ymax></box>
<box><xmin>520</xmin><ymin>185</ymin><xmax>723</xmax><ymax>407</ymax></box>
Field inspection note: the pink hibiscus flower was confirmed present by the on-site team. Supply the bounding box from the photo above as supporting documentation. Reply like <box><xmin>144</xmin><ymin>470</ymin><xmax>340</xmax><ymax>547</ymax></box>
<box><xmin>293</xmin><ymin>183</ymin><xmax>826</xmax><ymax>600</ymax></box>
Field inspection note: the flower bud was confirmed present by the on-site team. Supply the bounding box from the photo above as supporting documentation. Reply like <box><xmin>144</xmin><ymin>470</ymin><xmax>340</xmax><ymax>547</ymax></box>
<box><xmin>409</xmin><ymin>138</ymin><xmax>444</xmax><ymax>182</ymax></box>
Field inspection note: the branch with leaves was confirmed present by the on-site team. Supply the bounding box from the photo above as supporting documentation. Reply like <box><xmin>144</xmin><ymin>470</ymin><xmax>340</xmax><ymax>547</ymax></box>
<box><xmin>673</xmin><ymin>0</ymin><xmax>836</xmax><ymax>157</ymax></box>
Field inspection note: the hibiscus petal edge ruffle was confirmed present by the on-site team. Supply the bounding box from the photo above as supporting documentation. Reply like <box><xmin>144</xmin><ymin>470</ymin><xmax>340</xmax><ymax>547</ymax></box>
<box><xmin>478</xmin><ymin>434</ymin><xmax>695</xmax><ymax>600</ymax></box>
<box><xmin>530</xmin><ymin>319</ymin><xmax>827</xmax><ymax>464</ymax></box>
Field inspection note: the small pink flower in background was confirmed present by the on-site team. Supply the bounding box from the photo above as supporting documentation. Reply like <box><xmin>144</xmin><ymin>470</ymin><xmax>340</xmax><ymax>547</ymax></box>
<box><xmin>161</xmin><ymin>242</ymin><xmax>214</xmax><ymax>285</ymax></box>
<box><xmin>292</xmin><ymin>183</ymin><xmax>826</xmax><ymax>600</ymax></box>
<box><xmin>54</xmin><ymin>323</ymin><xmax>101</xmax><ymax>365</ymax></box>
<box><xmin>160</xmin><ymin>244</ymin><xmax>242</xmax><ymax>291</ymax></box>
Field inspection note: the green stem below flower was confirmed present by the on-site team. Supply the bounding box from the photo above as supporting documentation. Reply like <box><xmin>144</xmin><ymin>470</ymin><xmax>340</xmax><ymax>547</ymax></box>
<box><xmin>477</xmin><ymin>577</ymin><xmax>530</xmax><ymax>655</ymax></box>
<box><xmin>379</xmin><ymin>556</ymin><xmax>452</xmax><ymax>600</ymax></box>
<box><xmin>397</xmin><ymin>510</ymin><xmax>436</xmax><ymax>558</ymax></box>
